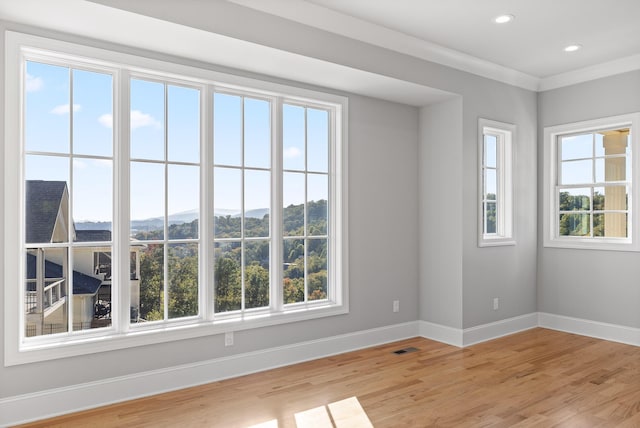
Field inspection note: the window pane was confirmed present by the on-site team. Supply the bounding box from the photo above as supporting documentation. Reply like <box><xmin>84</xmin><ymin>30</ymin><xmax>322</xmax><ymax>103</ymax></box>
<box><xmin>283</xmin><ymin>104</ymin><xmax>305</xmax><ymax>171</ymax></box>
<box><xmin>595</xmin><ymin>133</ymin><xmax>605</xmax><ymax>157</ymax></box>
<box><xmin>244</xmin><ymin>98</ymin><xmax>270</xmax><ymax>169</ymax></box>
<box><xmin>73</xmin><ymin>159</ymin><xmax>112</xmax><ymax>240</ymax></box>
<box><xmin>596</xmin><ymin>156</ymin><xmax>627</xmax><ymax>183</ymax></box>
<box><xmin>485</xmin><ymin>202</ymin><xmax>496</xmax><ymax>234</ymax></box>
<box><xmin>307</xmin><ymin>238</ymin><xmax>327</xmax><ymax>301</ymax></box>
<box><xmin>73</xmin><ymin>69</ymin><xmax>113</xmax><ymax>157</ymax></box>
<box><xmin>168</xmin><ymin>164</ymin><xmax>199</xmax><ymax>240</ymax></box>
<box><xmin>130</xmin><ymin>79</ymin><xmax>164</xmax><ymax>161</ymax></box>
<box><xmin>214</xmin><ymin>93</ymin><xmax>242</xmax><ymax>166</ymax></box>
<box><xmin>214</xmin><ymin>241</ymin><xmax>241</xmax><ymax>312</ymax></box>
<box><xmin>558</xmin><ymin>188</ymin><xmax>591</xmax><ymax>211</ymax></box>
<box><xmin>25</xmin><ymin>156</ymin><xmax>70</xmax><ymax>244</ymax></box>
<box><xmin>245</xmin><ymin>240</ymin><xmax>270</xmax><ymax>309</ymax></box>
<box><xmin>25</xmin><ymin>247</ymin><xmax>69</xmax><ymax>337</ymax></box>
<box><xmin>484</xmin><ymin>135</ymin><xmax>497</xmax><ymax>168</ymax></box>
<box><xmin>283</xmin><ymin>239</ymin><xmax>304</xmax><ymax>304</ymax></box>
<box><xmin>561</xmin><ymin>159</ymin><xmax>592</xmax><ymax>185</ymax></box>
<box><xmin>307</xmin><ymin>108</ymin><xmax>329</xmax><ymax>172</ymax></box>
<box><xmin>130</xmin><ymin>248</ymin><xmax>142</xmax><ymax>321</ymax></box>
<box><xmin>244</xmin><ymin>170</ymin><xmax>270</xmax><ymax>238</ymax></box>
<box><xmin>25</xmin><ymin>61</ymin><xmax>70</xmax><ymax>154</ymax></box>
<box><xmin>131</xmin><ymin>161</ymin><xmax>165</xmax><ymax>240</ymax></box>
<box><xmin>168</xmin><ymin>243</ymin><xmax>199</xmax><ymax>319</ymax></box>
<box><xmin>602</xmin><ymin>185</ymin><xmax>628</xmax><ymax>211</ymax></box>
<box><xmin>308</xmin><ymin>174</ymin><xmax>328</xmax><ymax>236</ymax></box>
<box><xmin>283</xmin><ymin>172</ymin><xmax>305</xmax><ymax>236</ymax></box>
<box><xmin>485</xmin><ymin>168</ymin><xmax>497</xmax><ymax>200</ymax></box>
<box><xmin>560</xmin><ymin>134</ymin><xmax>592</xmax><ymax>160</ymax></box>
<box><xmin>593</xmin><ymin>187</ymin><xmax>605</xmax><ymax>210</ymax></box>
<box><xmin>136</xmin><ymin>244</ymin><xmax>164</xmax><ymax>322</ymax></box>
<box><xmin>594</xmin><ymin>213</ymin><xmax>628</xmax><ymax>238</ymax></box>
<box><xmin>73</xmin><ymin>247</ymin><xmax>111</xmax><ymax>331</ymax></box>
<box><xmin>168</xmin><ymin>85</ymin><xmax>200</xmax><ymax>163</ymax></box>
<box><xmin>559</xmin><ymin>213</ymin><xmax>590</xmax><ymax>236</ymax></box>
<box><xmin>214</xmin><ymin>167</ymin><xmax>242</xmax><ymax>238</ymax></box>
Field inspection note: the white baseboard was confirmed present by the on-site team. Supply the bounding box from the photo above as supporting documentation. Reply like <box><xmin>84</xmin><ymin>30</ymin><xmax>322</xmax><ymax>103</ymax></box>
<box><xmin>418</xmin><ymin>320</ymin><xmax>463</xmax><ymax>347</ymax></box>
<box><xmin>538</xmin><ymin>312</ymin><xmax>640</xmax><ymax>347</ymax></box>
<box><xmin>0</xmin><ymin>321</ymin><xmax>419</xmax><ymax>427</ymax></box>
<box><xmin>463</xmin><ymin>313</ymin><xmax>538</xmax><ymax>346</ymax></box>
<box><xmin>4</xmin><ymin>313</ymin><xmax>639</xmax><ymax>427</ymax></box>
<box><xmin>419</xmin><ymin>313</ymin><xmax>538</xmax><ymax>348</ymax></box>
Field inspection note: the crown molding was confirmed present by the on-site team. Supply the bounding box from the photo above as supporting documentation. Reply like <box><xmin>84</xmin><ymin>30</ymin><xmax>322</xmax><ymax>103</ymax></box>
<box><xmin>230</xmin><ymin>0</ymin><xmax>640</xmax><ymax>93</ymax></box>
<box><xmin>228</xmin><ymin>0</ymin><xmax>541</xmax><ymax>91</ymax></box>
<box><xmin>538</xmin><ymin>53</ymin><xmax>640</xmax><ymax>91</ymax></box>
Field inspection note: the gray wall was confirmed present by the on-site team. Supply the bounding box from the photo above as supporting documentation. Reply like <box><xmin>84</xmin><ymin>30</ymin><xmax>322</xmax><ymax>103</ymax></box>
<box><xmin>537</xmin><ymin>70</ymin><xmax>640</xmax><ymax>328</ymax></box>
<box><xmin>96</xmin><ymin>0</ymin><xmax>540</xmax><ymax>331</ymax></box>
<box><xmin>0</xmin><ymin>88</ymin><xmax>420</xmax><ymax>398</ymax></box>
<box><xmin>419</xmin><ymin>98</ymin><xmax>464</xmax><ymax>328</ymax></box>
<box><xmin>1</xmin><ymin>2</ymin><xmax>540</xmax><ymax>399</ymax></box>
<box><xmin>461</xmin><ymin>84</ymin><xmax>538</xmax><ymax>328</ymax></box>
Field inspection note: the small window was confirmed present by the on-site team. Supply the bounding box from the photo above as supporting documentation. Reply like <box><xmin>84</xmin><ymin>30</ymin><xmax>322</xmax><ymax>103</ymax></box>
<box><xmin>478</xmin><ymin>119</ymin><xmax>515</xmax><ymax>247</ymax></box>
<box><xmin>543</xmin><ymin>114</ymin><xmax>640</xmax><ymax>251</ymax></box>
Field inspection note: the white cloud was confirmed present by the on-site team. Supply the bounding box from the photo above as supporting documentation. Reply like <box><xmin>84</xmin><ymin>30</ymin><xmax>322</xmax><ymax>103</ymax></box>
<box><xmin>98</xmin><ymin>110</ymin><xmax>161</xmax><ymax>130</ymax></box>
<box><xmin>98</xmin><ymin>113</ymin><xmax>113</xmax><ymax>128</ymax></box>
<box><xmin>26</xmin><ymin>73</ymin><xmax>43</xmax><ymax>93</ymax></box>
<box><xmin>51</xmin><ymin>104</ymin><xmax>81</xmax><ymax>115</ymax></box>
<box><xmin>131</xmin><ymin>110</ymin><xmax>161</xmax><ymax>130</ymax></box>
<box><xmin>73</xmin><ymin>159</ymin><xmax>87</xmax><ymax>169</ymax></box>
<box><xmin>283</xmin><ymin>146</ymin><xmax>302</xmax><ymax>159</ymax></box>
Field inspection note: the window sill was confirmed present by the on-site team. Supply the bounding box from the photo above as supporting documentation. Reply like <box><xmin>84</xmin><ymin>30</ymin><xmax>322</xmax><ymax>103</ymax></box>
<box><xmin>478</xmin><ymin>237</ymin><xmax>516</xmax><ymax>247</ymax></box>
<box><xmin>7</xmin><ymin>303</ymin><xmax>348</xmax><ymax>366</ymax></box>
<box><xmin>543</xmin><ymin>237</ymin><xmax>639</xmax><ymax>252</ymax></box>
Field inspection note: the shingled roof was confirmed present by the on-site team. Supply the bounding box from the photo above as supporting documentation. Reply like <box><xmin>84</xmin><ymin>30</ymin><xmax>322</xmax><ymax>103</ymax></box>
<box><xmin>75</xmin><ymin>230</ymin><xmax>112</xmax><ymax>242</ymax></box>
<box><xmin>26</xmin><ymin>253</ymin><xmax>103</xmax><ymax>296</ymax></box>
<box><xmin>26</xmin><ymin>180</ymin><xmax>68</xmax><ymax>244</ymax></box>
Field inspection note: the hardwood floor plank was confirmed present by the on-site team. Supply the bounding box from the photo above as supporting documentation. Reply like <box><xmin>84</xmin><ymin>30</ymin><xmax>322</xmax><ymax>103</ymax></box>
<box><xmin>16</xmin><ymin>328</ymin><xmax>640</xmax><ymax>427</ymax></box>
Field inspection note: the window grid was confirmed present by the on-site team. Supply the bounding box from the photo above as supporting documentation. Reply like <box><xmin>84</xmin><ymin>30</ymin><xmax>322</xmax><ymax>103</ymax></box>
<box><xmin>556</xmin><ymin>130</ymin><xmax>631</xmax><ymax>239</ymax></box>
<box><xmin>478</xmin><ymin>119</ymin><xmax>514</xmax><ymax>247</ymax></box>
<box><xmin>23</xmin><ymin>61</ymin><xmax>116</xmax><ymax>338</ymax></box>
<box><xmin>6</xmin><ymin>33</ymin><xmax>346</xmax><ymax>364</ymax></box>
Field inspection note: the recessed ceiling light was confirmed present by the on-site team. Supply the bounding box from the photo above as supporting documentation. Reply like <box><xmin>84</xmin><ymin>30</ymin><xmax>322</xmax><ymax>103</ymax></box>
<box><xmin>494</xmin><ymin>14</ymin><xmax>514</xmax><ymax>24</ymax></box>
<box><xmin>564</xmin><ymin>44</ymin><xmax>582</xmax><ymax>53</ymax></box>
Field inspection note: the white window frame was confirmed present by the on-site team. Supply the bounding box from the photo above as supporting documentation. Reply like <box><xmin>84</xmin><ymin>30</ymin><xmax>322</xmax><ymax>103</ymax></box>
<box><xmin>543</xmin><ymin>113</ymin><xmax>640</xmax><ymax>251</ymax></box>
<box><xmin>478</xmin><ymin>119</ymin><xmax>515</xmax><ymax>247</ymax></box>
<box><xmin>4</xmin><ymin>31</ymin><xmax>349</xmax><ymax>365</ymax></box>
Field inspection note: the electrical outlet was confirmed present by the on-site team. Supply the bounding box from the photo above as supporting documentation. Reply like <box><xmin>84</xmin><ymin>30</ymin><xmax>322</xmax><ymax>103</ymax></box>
<box><xmin>393</xmin><ymin>300</ymin><xmax>400</xmax><ymax>313</ymax></box>
<box><xmin>493</xmin><ymin>298</ymin><xmax>499</xmax><ymax>311</ymax></box>
<box><xmin>225</xmin><ymin>332</ymin><xmax>234</xmax><ymax>347</ymax></box>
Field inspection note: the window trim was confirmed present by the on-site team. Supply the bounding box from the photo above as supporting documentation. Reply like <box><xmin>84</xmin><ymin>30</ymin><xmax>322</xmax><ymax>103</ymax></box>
<box><xmin>477</xmin><ymin>118</ymin><xmax>515</xmax><ymax>247</ymax></box>
<box><xmin>4</xmin><ymin>31</ymin><xmax>349</xmax><ymax>366</ymax></box>
<box><xmin>543</xmin><ymin>113</ymin><xmax>640</xmax><ymax>251</ymax></box>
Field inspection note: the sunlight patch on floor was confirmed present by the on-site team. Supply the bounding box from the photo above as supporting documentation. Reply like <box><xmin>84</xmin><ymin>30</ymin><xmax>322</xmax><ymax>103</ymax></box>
<box><xmin>248</xmin><ymin>396</ymin><xmax>373</xmax><ymax>428</ymax></box>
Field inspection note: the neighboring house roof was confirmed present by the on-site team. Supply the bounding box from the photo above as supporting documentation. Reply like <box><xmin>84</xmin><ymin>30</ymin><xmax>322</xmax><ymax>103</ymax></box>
<box><xmin>26</xmin><ymin>253</ymin><xmax>103</xmax><ymax>296</ymax></box>
<box><xmin>25</xmin><ymin>180</ymin><xmax>67</xmax><ymax>244</ymax></box>
<box><xmin>76</xmin><ymin>230</ymin><xmax>112</xmax><ymax>242</ymax></box>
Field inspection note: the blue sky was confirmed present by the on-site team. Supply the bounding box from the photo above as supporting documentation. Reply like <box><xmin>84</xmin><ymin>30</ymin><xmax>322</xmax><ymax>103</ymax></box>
<box><xmin>24</xmin><ymin>61</ymin><xmax>330</xmax><ymax>225</ymax></box>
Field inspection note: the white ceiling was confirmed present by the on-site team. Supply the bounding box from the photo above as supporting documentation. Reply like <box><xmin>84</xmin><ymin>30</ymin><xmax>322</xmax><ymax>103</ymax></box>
<box><xmin>1</xmin><ymin>0</ymin><xmax>639</xmax><ymax>98</ymax></box>
<box><xmin>230</xmin><ymin>0</ymin><xmax>640</xmax><ymax>90</ymax></box>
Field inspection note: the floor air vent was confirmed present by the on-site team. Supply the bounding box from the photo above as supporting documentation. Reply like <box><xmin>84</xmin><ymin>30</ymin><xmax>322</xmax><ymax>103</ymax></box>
<box><xmin>393</xmin><ymin>347</ymin><xmax>419</xmax><ymax>355</ymax></box>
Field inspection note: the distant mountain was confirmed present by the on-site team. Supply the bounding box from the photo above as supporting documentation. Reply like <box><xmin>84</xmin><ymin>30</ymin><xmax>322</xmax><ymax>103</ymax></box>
<box><xmin>75</xmin><ymin>208</ymin><xmax>269</xmax><ymax>233</ymax></box>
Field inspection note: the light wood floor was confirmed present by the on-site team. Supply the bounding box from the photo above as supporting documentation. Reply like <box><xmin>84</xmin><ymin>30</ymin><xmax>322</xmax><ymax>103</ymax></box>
<box><xmin>18</xmin><ymin>328</ymin><xmax>640</xmax><ymax>427</ymax></box>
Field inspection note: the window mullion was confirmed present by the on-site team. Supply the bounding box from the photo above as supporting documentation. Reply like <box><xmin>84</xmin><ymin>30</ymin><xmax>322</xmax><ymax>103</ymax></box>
<box><xmin>202</xmin><ymin>85</ymin><xmax>214</xmax><ymax>320</ymax></box>
<box><xmin>272</xmin><ymin>98</ymin><xmax>284</xmax><ymax>312</ymax></box>
<box><xmin>116</xmin><ymin>69</ymin><xmax>131</xmax><ymax>333</ymax></box>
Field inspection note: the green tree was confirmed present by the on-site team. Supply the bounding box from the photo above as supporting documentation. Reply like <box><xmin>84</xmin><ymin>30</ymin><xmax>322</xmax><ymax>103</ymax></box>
<box><xmin>139</xmin><ymin>244</ymin><xmax>164</xmax><ymax>321</ymax></box>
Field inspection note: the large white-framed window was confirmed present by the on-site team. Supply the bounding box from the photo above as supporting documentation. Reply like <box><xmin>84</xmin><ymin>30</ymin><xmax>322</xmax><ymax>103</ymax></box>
<box><xmin>478</xmin><ymin>119</ymin><xmax>515</xmax><ymax>247</ymax></box>
<box><xmin>4</xmin><ymin>32</ymin><xmax>348</xmax><ymax>365</ymax></box>
<box><xmin>543</xmin><ymin>113</ymin><xmax>640</xmax><ymax>251</ymax></box>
